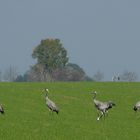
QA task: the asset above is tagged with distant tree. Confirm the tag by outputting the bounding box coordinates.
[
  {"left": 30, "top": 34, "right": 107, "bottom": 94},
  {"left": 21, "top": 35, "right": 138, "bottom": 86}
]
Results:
[
  {"left": 51, "top": 68, "right": 67, "bottom": 81},
  {"left": 26, "top": 64, "right": 52, "bottom": 82},
  {"left": 93, "top": 70, "right": 104, "bottom": 81},
  {"left": 14, "top": 75, "right": 23, "bottom": 82},
  {"left": 64, "top": 63, "right": 86, "bottom": 81},
  {"left": 84, "top": 76, "right": 93, "bottom": 81},
  {"left": 29, "top": 38, "right": 92, "bottom": 81},
  {"left": 120, "top": 71, "right": 138, "bottom": 82},
  {"left": 14, "top": 73, "right": 28, "bottom": 82},
  {"left": 52, "top": 63, "right": 87, "bottom": 81},
  {"left": 32, "top": 38, "right": 69, "bottom": 81}
]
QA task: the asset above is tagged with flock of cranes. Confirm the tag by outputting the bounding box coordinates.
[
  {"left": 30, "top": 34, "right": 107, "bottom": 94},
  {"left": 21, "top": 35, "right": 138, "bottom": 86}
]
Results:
[
  {"left": 0, "top": 88, "right": 140, "bottom": 121},
  {"left": 91, "top": 90, "right": 140, "bottom": 120},
  {"left": 43, "top": 88, "right": 140, "bottom": 121}
]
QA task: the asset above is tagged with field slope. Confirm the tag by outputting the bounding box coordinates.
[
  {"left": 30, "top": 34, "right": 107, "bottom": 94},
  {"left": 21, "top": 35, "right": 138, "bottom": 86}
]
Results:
[{"left": 0, "top": 82, "right": 140, "bottom": 140}]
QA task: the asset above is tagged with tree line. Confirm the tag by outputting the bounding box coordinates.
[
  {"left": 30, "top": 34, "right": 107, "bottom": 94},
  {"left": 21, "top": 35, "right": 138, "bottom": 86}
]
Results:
[
  {"left": 0, "top": 38, "right": 138, "bottom": 82},
  {"left": 1, "top": 38, "right": 91, "bottom": 82}
]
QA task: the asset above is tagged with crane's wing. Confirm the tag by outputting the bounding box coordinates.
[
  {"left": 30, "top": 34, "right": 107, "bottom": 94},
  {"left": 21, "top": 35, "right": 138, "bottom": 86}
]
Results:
[{"left": 47, "top": 100, "right": 59, "bottom": 111}]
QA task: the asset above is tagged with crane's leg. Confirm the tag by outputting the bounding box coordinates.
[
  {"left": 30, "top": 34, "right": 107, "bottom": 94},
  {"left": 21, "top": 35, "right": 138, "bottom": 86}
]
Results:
[{"left": 97, "top": 111, "right": 104, "bottom": 121}]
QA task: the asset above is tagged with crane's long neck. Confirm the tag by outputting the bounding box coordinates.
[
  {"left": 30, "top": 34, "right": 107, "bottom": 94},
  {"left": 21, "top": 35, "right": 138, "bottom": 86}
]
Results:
[
  {"left": 93, "top": 92, "right": 97, "bottom": 100},
  {"left": 45, "top": 93, "right": 49, "bottom": 101}
]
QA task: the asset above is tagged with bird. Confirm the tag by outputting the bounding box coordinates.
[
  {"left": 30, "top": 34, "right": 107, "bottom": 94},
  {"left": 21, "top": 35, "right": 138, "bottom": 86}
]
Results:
[
  {"left": 0, "top": 104, "right": 4, "bottom": 114},
  {"left": 91, "top": 91, "right": 115, "bottom": 120},
  {"left": 133, "top": 101, "right": 140, "bottom": 112},
  {"left": 44, "top": 88, "right": 59, "bottom": 114}
]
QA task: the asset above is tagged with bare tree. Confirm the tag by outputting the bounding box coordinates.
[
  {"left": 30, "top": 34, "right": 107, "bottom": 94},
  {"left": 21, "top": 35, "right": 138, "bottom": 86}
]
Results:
[
  {"left": 3, "top": 66, "right": 18, "bottom": 82},
  {"left": 93, "top": 70, "right": 104, "bottom": 81},
  {"left": 120, "top": 71, "right": 138, "bottom": 82},
  {"left": 26, "top": 64, "right": 53, "bottom": 82}
]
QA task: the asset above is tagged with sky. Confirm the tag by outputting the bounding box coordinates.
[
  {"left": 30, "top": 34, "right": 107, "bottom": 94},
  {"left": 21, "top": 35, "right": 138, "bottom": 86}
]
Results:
[{"left": 0, "top": 0, "right": 140, "bottom": 81}]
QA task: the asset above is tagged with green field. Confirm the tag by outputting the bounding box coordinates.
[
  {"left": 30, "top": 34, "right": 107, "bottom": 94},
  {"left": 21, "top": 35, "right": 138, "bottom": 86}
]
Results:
[{"left": 0, "top": 82, "right": 140, "bottom": 140}]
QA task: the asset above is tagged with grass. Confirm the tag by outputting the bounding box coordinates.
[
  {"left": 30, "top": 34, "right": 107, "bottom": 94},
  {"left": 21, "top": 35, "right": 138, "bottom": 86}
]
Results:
[{"left": 0, "top": 82, "right": 140, "bottom": 139}]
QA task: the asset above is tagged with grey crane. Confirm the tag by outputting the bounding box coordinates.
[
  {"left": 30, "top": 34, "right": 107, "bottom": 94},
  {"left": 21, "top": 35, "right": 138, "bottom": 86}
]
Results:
[
  {"left": 133, "top": 101, "right": 140, "bottom": 112},
  {"left": 44, "top": 88, "right": 59, "bottom": 114},
  {"left": 91, "top": 91, "right": 115, "bottom": 120},
  {"left": 0, "top": 105, "right": 4, "bottom": 114}
]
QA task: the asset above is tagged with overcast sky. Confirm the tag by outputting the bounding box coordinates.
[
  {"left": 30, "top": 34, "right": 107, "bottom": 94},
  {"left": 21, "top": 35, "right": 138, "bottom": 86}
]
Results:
[{"left": 0, "top": 0, "right": 140, "bottom": 81}]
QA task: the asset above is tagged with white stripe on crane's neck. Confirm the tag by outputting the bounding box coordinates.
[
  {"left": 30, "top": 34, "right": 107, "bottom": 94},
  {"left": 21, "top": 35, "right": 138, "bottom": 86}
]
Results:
[{"left": 45, "top": 94, "right": 49, "bottom": 100}]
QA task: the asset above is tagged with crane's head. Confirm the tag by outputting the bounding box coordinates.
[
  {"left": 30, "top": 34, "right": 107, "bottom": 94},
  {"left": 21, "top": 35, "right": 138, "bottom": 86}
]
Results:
[
  {"left": 42, "top": 88, "right": 49, "bottom": 94},
  {"left": 42, "top": 88, "right": 49, "bottom": 97},
  {"left": 91, "top": 91, "right": 97, "bottom": 100},
  {"left": 91, "top": 91, "right": 97, "bottom": 94},
  {"left": 45, "top": 88, "right": 49, "bottom": 93}
]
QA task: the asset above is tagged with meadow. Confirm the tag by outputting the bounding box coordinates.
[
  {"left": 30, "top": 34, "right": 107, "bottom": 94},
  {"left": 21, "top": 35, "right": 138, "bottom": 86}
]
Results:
[{"left": 0, "top": 82, "right": 140, "bottom": 140}]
